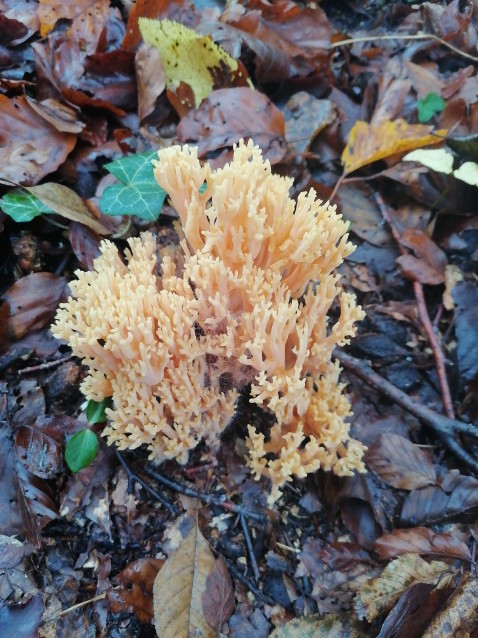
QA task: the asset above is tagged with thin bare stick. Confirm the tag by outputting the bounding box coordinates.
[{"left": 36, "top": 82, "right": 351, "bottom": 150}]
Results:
[
  {"left": 373, "top": 191, "right": 455, "bottom": 419},
  {"left": 19, "top": 354, "right": 73, "bottom": 375},
  {"left": 240, "top": 514, "right": 261, "bottom": 583},
  {"left": 331, "top": 33, "right": 478, "bottom": 63},
  {"left": 42, "top": 593, "right": 106, "bottom": 623}
]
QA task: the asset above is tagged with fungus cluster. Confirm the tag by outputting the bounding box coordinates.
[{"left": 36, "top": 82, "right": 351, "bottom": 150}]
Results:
[{"left": 52, "top": 140, "right": 366, "bottom": 501}]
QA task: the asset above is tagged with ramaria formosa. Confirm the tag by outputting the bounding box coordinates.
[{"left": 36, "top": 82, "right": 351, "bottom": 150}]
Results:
[{"left": 52, "top": 140, "right": 366, "bottom": 501}]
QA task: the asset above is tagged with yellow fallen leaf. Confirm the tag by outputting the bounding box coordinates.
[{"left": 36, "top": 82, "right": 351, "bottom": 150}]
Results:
[
  {"left": 453, "top": 161, "right": 478, "bottom": 186},
  {"left": 354, "top": 553, "right": 450, "bottom": 622},
  {"left": 403, "top": 148, "right": 454, "bottom": 174},
  {"left": 139, "top": 18, "right": 251, "bottom": 113},
  {"left": 153, "top": 520, "right": 216, "bottom": 638},
  {"left": 342, "top": 119, "right": 447, "bottom": 175}
]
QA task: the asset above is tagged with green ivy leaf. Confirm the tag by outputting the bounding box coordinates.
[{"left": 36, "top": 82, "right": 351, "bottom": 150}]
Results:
[
  {"left": 65, "top": 429, "right": 99, "bottom": 473},
  {"left": 86, "top": 398, "right": 112, "bottom": 424},
  {"left": 417, "top": 92, "right": 445, "bottom": 123},
  {"left": 0, "top": 189, "right": 54, "bottom": 222},
  {"left": 100, "top": 150, "right": 167, "bottom": 220}
]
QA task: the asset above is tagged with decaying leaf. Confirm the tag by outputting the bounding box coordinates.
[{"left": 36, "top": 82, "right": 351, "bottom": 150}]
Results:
[
  {"left": 396, "top": 229, "right": 447, "bottom": 286},
  {"left": 403, "top": 148, "right": 454, "bottom": 174},
  {"left": 374, "top": 528, "right": 471, "bottom": 562},
  {"left": 153, "top": 519, "right": 217, "bottom": 638},
  {"left": 342, "top": 119, "right": 446, "bottom": 175},
  {"left": 354, "top": 554, "right": 450, "bottom": 622},
  {"left": 365, "top": 434, "right": 437, "bottom": 490},
  {"left": 452, "top": 281, "right": 478, "bottom": 383},
  {"left": 421, "top": 573, "right": 478, "bottom": 637},
  {"left": 139, "top": 18, "right": 250, "bottom": 115}
]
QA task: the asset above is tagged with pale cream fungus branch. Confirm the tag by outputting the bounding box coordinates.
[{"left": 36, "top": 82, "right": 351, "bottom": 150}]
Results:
[{"left": 52, "top": 139, "right": 366, "bottom": 502}]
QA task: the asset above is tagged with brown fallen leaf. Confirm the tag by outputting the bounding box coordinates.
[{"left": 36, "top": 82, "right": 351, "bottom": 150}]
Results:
[
  {"left": 107, "top": 558, "right": 164, "bottom": 624},
  {"left": 401, "top": 470, "right": 478, "bottom": 526},
  {"left": 0, "top": 95, "right": 76, "bottom": 186},
  {"left": 25, "top": 183, "right": 111, "bottom": 235},
  {"left": 178, "top": 87, "right": 286, "bottom": 164},
  {"left": 354, "top": 554, "right": 450, "bottom": 622},
  {"left": 153, "top": 519, "right": 217, "bottom": 638},
  {"left": 374, "top": 528, "right": 471, "bottom": 562},
  {"left": 3, "top": 273, "right": 67, "bottom": 341},
  {"left": 38, "top": 0, "right": 106, "bottom": 37},
  {"left": 365, "top": 433, "right": 437, "bottom": 491},
  {"left": 24, "top": 95, "right": 85, "bottom": 134},
  {"left": 396, "top": 229, "right": 447, "bottom": 286},
  {"left": 135, "top": 44, "right": 166, "bottom": 123},
  {"left": 202, "top": 556, "right": 235, "bottom": 633},
  {"left": 341, "top": 119, "right": 447, "bottom": 176}
]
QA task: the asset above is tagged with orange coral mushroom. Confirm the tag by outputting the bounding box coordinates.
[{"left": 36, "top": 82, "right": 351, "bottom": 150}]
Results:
[{"left": 52, "top": 139, "right": 366, "bottom": 501}]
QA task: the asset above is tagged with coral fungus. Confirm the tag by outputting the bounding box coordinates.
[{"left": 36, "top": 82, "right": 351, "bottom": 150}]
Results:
[{"left": 52, "top": 139, "right": 366, "bottom": 501}]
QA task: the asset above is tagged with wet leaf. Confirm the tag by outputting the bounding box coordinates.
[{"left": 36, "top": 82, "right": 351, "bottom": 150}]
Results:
[
  {"left": 342, "top": 119, "right": 446, "bottom": 175},
  {"left": 401, "top": 470, "right": 478, "bottom": 526},
  {"left": 68, "top": 222, "right": 102, "bottom": 270},
  {"left": 374, "top": 528, "right": 471, "bottom": 561},
  {"left": 100, "top": 150, "right": 167, "bottom": 220},
  {"left": 178, "top": 87, "right": 286, "bottom": 164},
  {"left": 354, "top": 554, "right": 449, "bottom": 622},
  {"left": 446, "top": 133, "right": 478, "bottom": 162},
  {"left": 417, "top": 93, "right": 445, "bottom": 123},
  {"left": 65, "top": 429, "right": 99, "bottom": 473},
  {"left": 107, "top": 558, "right": 164, "bottom": 624},
  {"left": 365, "top": 434, "right": 437, "bottom": 490},
  {"left": 153, "top": 519, "right": 216, "bottom": 638},
  {"left": 202, "top": 556, "right": 234, "bottom": 633},
  {"left": 396, "top": 229, "right": 447, "bottom": 285}
]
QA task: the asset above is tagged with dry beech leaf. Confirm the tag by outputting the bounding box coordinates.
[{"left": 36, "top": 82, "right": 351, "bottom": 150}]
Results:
[
  {"left": 135, "top": 44, "right": 166, "bottom": 123},
  {"left": 0, "top": 95, "right": 76, "bottom": 186},
  {"left": 38, "top": 0, "right": 103, "bottom": 37},
  {"left": 25, "top": 183, "right": 110, "bottom": 235},
  {"left": 365, "top": 433, "right": 437, "bottom": 490},
  {"left": 396, "top": 229, "right": 447, "bottom": 286},
  {"left": 374, "top": 528, "right": 471, "bottom": 562},
  {"left": 202, "top": 556, "right": 235, "bottom": 633},
  {"left": 354, "top": 554, "right": 449, "bottom": 622},
  {"left": 24, "top": 95, "right": 85, "bottom": 134},
  {"left": 178, "top": 87, "right": 286, "bottom": 164},
  {"left": 153, "top": 520, "right": 217, "bottom": 638},
  {"left": 421, "top": 573, "right": 478, "bottom": 637},
  {"left": 341, "top": 119, "right": 446, "bottom": 175}
]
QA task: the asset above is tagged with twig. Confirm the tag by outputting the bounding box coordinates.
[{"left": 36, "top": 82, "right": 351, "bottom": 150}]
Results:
[
  {"left": 19, "top": 354, "right": 74, "bottom": 375},
  {"left": 42, "top": 593, "right": 107, "bottom": 624},
  {"left": 240, "top": 514, "right": 261, "bottom": 582},
  {"left": 331, "top": 32, "right": 478, "bottom": 63},
  {"left": 226, "top": 559, "right": 272, "bottom": 603},
  {"left": 336, "top": 350, "right": 478, "bottom": 470},
  {"left": 373, "top": 191, "right": 455, "bottom": 419},
  {"left": 115, "top": 451, "right": 178, "bottom": 516},
  {"left": 142, "top": 466, "right": 266, "bottom": 523}
]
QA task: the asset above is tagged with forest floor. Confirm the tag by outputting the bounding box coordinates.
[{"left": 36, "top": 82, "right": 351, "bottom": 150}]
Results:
[{"left": 1, "top": 0, "right": 478, "bottom": 636}]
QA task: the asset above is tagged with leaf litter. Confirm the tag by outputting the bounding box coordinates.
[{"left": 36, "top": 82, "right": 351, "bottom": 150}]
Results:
[{"left": 1, "top": 0, "right": 478, "bottom": 636}]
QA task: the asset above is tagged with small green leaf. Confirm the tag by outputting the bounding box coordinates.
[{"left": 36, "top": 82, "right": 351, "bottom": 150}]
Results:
[
  {"left": 65, "top": 429, "right": 99, "bottom": 473},
  {"left": 100, "top": 150, "right": 167, "bottom": 220},
  {"left": 417, "top": 92, "right": 445, "bottom": 123},
  {"left": 0, "top": 189, "right": 54, "bottom": 222},
  {"left": 86, "top": 398, "right": 112, "bottom": 424}
]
